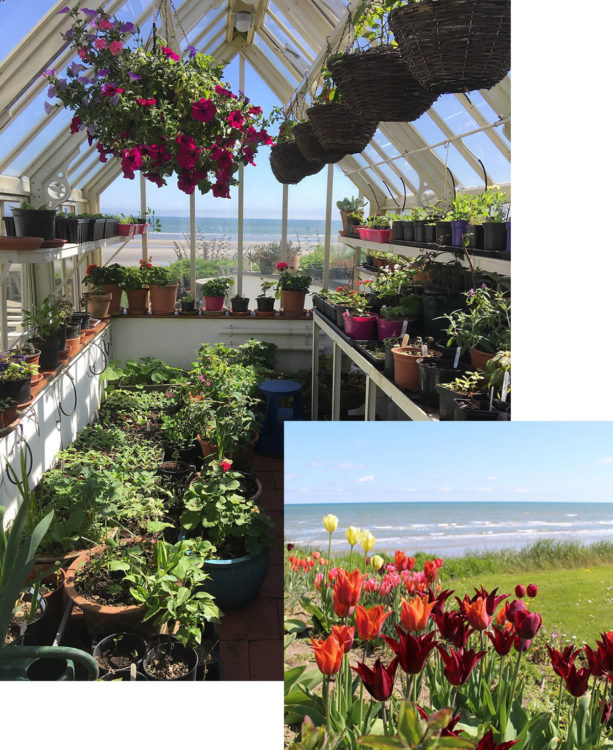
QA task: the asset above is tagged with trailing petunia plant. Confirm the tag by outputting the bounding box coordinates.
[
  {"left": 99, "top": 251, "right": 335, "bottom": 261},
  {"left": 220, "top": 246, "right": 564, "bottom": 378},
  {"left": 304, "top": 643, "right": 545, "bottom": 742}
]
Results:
[{"left": 46, "top": 6, "right": 275, "bottom": 196}]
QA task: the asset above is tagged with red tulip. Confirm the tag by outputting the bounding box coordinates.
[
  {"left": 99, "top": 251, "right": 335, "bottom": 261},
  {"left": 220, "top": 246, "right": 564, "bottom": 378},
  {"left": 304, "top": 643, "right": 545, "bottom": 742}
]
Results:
[
  {"left": 433, "top": 611, "right": 473, "bottom": 649},
  {"left": 352, "top": 657, "right": 398, "bottom": 701},
  {"left": 425, "top": 587, "right": 454, "bottom": 619},
  {"left": 382, "top": 626, "right": 438, "bottom": 675},
  {"left": 563, "top": 663, "right": 591, "bottom": 697},
  {"left": 355, "top": 605, "right": 392, "bottom": 641},
  {"left": 527, "top": 583, "right": 538, "bottom": 598},
  {"left": 514, "top": 636, "right": 532, "bottom": 653},
  {"left": 436, "top": 645, "right": 486, "bottom": 686},
  {"left": 596, "top": 632, "right": 613, "bottom": 674},
  {"left": 514, "top": 609, "right": 542, "bottom": 639},
  {"left": 584, "top": 643, "right": 604, "bottom": 677},
  {"left": 514, "top": 584, "right": 525, "bottom": 598},
  {"left": 474, "top": 730, "right": 518, "bottom": 749},
  {"left": 332, "top": 569, "right": 365, "bottom": 618},
  {"left": 487, "top": 626, "right": 516, "bottom": 656},
  {"left": 311, "top": 633, "right": 342, "bottom": 675},
  {"left": 547, "top": 644, "right": 580, "bottom": 679},
  {"left": 505, "top": 599, "right": 526, "bottom": 622},
  {"left": 331, "top": 625, "right": 354, "bottom": 654}
]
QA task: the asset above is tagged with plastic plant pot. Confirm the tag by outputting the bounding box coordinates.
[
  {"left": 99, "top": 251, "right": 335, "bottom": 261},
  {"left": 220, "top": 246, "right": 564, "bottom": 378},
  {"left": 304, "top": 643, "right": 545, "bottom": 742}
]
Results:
[
  {"left": 143, "top": 638, "right": 199, "bottom": 681},
  {"left": 36, "top": 336, "right": 60, "bottom": 371},
  {"left": 402, "top": 221, "right": 415, "bottom": 241},
  {"left": 0, "top": 377, "right": 31, "bottom": 404},
  {"left": 149, "top": 283, "right": 178, "bottom": 315},
  {"left": 200, "top": 550, "right": 269, "bottom": 610},
  {"left": 118, "top": 224, "right": 136, "bottom": 236},
  {"left": 417, "top": 357, "right": 461, "bottom": 405},
  {"left": 434, "top": 221, "right": 452, "bottom": 246},
  {"left": 391, "top": 346, "right": 442, "bottom": 391},
  {"left": 12, "top": 208, "right": 56, "bottom": 241},
  {"left": 451, "top": 220, "right": 468, "bottom": 247},
  {"left": 483, "top": 222, "right": 507, "bottom": 252},
  {"left": 469, "top": 348, "right": 495, "bottom": 372},
  {"left": 342, "top": 312, "right": 377, "bottom": 340},
  {"left": 203, "top": 295, "right": 224, "bottom": 312},
  {"left": 93, "top": 632, "right": 148, "bottom": 677},
  {"left": 376, "top": 316, "right": 413, "bottom": 341}
]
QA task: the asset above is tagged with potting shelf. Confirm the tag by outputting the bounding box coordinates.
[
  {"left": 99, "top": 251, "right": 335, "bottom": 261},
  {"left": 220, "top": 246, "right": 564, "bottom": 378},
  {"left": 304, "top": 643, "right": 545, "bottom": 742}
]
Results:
[
  {"left": 340, "top": 235, "right": 511, "bottom": 276},
  {"left": 312, "top": 310, "right": 435, "bottom": 422}
]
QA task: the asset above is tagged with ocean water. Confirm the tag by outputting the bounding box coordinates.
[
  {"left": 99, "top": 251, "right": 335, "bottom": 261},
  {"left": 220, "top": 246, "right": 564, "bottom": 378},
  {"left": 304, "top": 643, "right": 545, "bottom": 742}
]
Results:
[
  {"left": 285, "top": 502, "right": 613, "bottom": 558},
  {"left": 152, "top": 216, "right": 341, "bottom": 243}
]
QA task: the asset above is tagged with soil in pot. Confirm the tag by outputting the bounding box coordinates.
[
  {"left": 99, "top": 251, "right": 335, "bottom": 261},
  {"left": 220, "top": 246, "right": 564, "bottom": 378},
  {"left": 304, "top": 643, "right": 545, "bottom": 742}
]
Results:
[
  {"left": 144, "top": 639, "right": 198, "bottom": 681},
  {"left": 93, "top": 632, "right": 148, "bottom": 675}
]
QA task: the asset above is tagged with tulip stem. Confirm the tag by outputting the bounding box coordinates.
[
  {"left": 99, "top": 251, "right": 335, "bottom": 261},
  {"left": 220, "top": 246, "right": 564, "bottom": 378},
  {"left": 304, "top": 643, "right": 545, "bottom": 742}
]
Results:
[
  {"left": 566, "top": 696, "right": 578, "bottom": 750},
  {"left": 506, "top": 650, "right": 522, "bottom": 725},
  {"left": 556, "top": 675, "right": 563, "bottom": 730},
  {"left": 405, "top": 673, "right": 411, "bottom": 701},
  {"left": 359, "top": 681, "right": 364, "bottom": 732},
  {"left": 324, "top": 675, "right": 330, "bottom": 729},
  {"left": 382, "top": 704, "right": 388, "bottom": 735}
]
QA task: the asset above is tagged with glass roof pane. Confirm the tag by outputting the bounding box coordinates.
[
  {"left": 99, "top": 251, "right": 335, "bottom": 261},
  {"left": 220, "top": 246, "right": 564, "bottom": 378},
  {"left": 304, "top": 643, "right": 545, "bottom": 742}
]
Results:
[
  {"left": 430, "top": 94, "right": 479, "bottom": 135},
  {"left": 0, "top": 0, "right": 54, "bottom": 61},
  {"left": 432, "top": 144, "right": 483, "bottom": 190},
  {"left": 460, "top": 132, "right": 510, "bottom": 185}
]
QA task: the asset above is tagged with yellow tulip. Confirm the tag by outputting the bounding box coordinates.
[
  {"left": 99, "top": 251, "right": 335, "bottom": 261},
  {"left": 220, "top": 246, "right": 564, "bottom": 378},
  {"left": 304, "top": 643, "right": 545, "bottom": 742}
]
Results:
[
  {"left": 323, "top": 514, "right": 338, "bottom": 533},
  {"left": 370, "top": 554, "right": 384, "bottom": 571},
  {"left": 360, "top": 530, "right": 376, "bottom": 553},
  {"left": 345, "top": 525, "right": 360, "bottom": 547}
]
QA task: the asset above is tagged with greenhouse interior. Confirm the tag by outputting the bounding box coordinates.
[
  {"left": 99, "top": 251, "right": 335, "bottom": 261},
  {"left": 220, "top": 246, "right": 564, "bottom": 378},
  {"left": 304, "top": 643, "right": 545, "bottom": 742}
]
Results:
[{"left": 0, "top": 0, "right": 510, "bottom": 702}]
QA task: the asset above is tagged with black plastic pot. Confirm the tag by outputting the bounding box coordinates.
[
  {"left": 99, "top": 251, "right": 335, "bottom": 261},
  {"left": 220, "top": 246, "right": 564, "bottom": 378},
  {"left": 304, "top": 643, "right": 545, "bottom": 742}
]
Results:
[
  {"left": 64, "top": 322, "right": 80, "bottom": 340},
  {"left": 93, "top": 632, "right": 148, "bottom": 677},
  {"left": 417, "top": 357, "right": 462, "bottom": 405},
  {"left": 181, "top": 299, "right": 195, "bottom": 313},
  {"left": 86, "top": 218, "right": 106, "bottom": 242},
  {"left": 2, "top": 216, "right": 15, "bottom": 237},
  {"left": 71, "top": 311, "right": 90, "bottom": 330},
  {"left": 414, "top": 221, "right": 425, "bottom": 243},
  {"left": 465, "top": 224, "right": 484, "bottom": 250},
  {"left": 57, "top": 327, "right": 67, "bottom": 352},
  {"left": 256, "top": 296, "right": 275, "bottom": 312},
  {"left": 435, "top": 221, "right": 452, "bottom": 246},
  {"left": 63, "top": 218, "right": 89, "bottom": 244},
  {"left": 36, "top": 336, "right": 60, "bottom": 371},
  {"left": 423, "top": 224, "right": 436, "bottom": 243},
  {"left": 158, "top": 460, "right": 196, "bottom": 485},
  {"left": 437, "top": 385, "right": 487, "bottom": 421},
  {"left": 231, "top": 296, "right": 250, "bottom": 313},
  {"left": 483, "top": 222, "right": 507, "bottom": 252},
  {"left": 422, "top": 291, "right": 465, "bottom": 341},
  {"left": 143, "top": 639, "right": 199, "bottom": 681},
  {"left": 383, "top": 336, "right": 403, "bottom": 379},
  {"left": 392, "top": 221, "right": 405, "bottom": 241},
  {"left": 104, "top": 219, "right": 120, "bottom": 238},
  {"left": 453, "top": 396, "right": 509, "bottom": 421},
  {"left": 12, "top": 208, "right": 56, "bottom": 241},
  {"left": 0, "top": 376, "right": 31, "bottom": 404},
  {"left": 402, "top": 221, "right": 415, "bottom": 242},
  {"left": 101, "top": 669, "right": 148, "bottom": 681}
]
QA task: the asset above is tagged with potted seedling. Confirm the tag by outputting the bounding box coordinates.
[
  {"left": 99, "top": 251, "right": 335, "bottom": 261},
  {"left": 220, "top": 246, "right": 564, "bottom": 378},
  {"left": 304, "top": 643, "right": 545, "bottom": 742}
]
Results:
[
  {"left": 342, "top": 293, "right": 377, "bottom": 340},
  {"left": 337, "top": 195, "right": 366, "bottom": 236},
  {"left": 179, "top": 292, "right": 196, "bottom": 314},
  {"left": 390, "top": 336, "right": 442, "bottom": 392},
  {"left": 481, "top": 188, "right": 510, "bottom": 252},
  {"left": 11, "top": 202, "right": 56, "bottom": 241},
  {"left": 454, "top": 350, "right": 511, "bottom": 420},
  {"left": 10, "top": 342, "right": 41, "bottom": 367},
  {"left": 0, "top": 395, "right": 18, "bottom": 429},
  {"left": 82, "top": 263, "right": 123, "bottom": 314},
  {"left": 201, "top": 277, "right": 233, "bottom": 312},
  {"left": 436, "top": 370, "right": 486, "bottom": 421},
  {"left": 255, "top": 279, "right": 276, "bottom": 316},
  {"left": 376, "top": 305, "right": 414, "bottom": 341},
  {"left": 230, "top": 292, "right": 250, "bottom": 315},
  {"left": 22, "top": 296, "right": 67, "bottom": 371}
]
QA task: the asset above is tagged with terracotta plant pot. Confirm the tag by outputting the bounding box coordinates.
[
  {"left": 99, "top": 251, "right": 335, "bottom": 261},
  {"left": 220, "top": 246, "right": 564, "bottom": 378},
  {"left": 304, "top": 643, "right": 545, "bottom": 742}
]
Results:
[
  {"left": 469, "top": 348, "right": 495, "bottom": 372},
  {"left": 126, "top": 287, "right": 149, "bottom": 315},
  {"left": 65, "top": 336, "right": 80, "bottom": 357},
  {"left": 86, "top": 293, "right": 111, "bottom": 319},
  {"left": 149, "top": 283, "right": 178, "bottom": 315},
  {"left": 101, "top": 284, "right": 123, "bottom": 315},
  {"left": 196, "top": 435, "right": 217, "bottom": 458},
  {"left": 63, "top": 543, "right": 149, "bottom": 635},
  {"left": 203, "top": 295, "right": 224, "bottom": 312},
  {"left": 281, "top": 290, "right": 306, "bottom": 314},
  {"left": 391, "top": 346, "right": 442, "bottom": 391}
]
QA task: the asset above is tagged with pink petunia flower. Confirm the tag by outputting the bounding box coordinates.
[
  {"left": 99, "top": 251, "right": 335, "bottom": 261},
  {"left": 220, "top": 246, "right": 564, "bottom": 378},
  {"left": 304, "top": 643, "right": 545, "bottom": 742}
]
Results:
[
  {"left": 94, "top": 38, "right": 107, "bottom": 51},
  {"left": 191, "top": 98, "right": 217, "bottom": 123},
  {"left": 161, "top": 46, "right": 180, "bottom": 61},
  {"left": 109, "top": 41, "right": 124, "bottom": 56}
]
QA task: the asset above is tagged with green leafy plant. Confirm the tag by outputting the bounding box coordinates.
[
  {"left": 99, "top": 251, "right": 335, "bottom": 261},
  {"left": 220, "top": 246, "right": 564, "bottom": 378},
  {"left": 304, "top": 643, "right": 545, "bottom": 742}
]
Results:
[
  {"left": 83, "top": 263, "right": 123, "bottom": 286},
  {"left": 118, "top": 266, "right": 144, "bottom": 291},
  {"left": 276, "top": 263, "right": 311, "bottom": 296},
  {"left": 0, "top": 358, "right": 38, "bottom": 382},
  {"left": 22, "top": 296, "right": 70, "bottom": 340},
  {"left": 201, "top": 277, "right": 234, "bottom": 297},
  {"left": 100, "top": 357, "right": 185, "bottom": 387},
  {"left": 441, "top": 285, "right": 511, "bottom": 355},
  {"left": 336, "top": 196, "right": 366, "bottom": 212}
]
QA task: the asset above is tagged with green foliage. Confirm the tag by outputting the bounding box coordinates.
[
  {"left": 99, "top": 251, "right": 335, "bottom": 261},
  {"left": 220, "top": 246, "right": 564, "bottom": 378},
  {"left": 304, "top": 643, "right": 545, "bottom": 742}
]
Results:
[
  {"left": 441, "top": 286, "right": 511, "bottom": 355},
  {"left": 337, "top": 196, "right": 366, "bottom": 212},
  {"left": 200, "top": 277, "right": 233, "bottom": 297},
  {"left": 277, "top": 266, "right": 311, "bottom": 295},
  {"left": 0, "top": 358, "right": 38, "bottom": 382},
  {"left": 118, "top": 266, "right": 144, "bottom": 291},
  {"left": 83, "top": 263, "right": 123, "bottom": 286},
  {"left": 22, "top": 295, "right": 72, "bottom": 340},
  {"left": 100, "top": 357, "right": 185, "bottom": 387}
]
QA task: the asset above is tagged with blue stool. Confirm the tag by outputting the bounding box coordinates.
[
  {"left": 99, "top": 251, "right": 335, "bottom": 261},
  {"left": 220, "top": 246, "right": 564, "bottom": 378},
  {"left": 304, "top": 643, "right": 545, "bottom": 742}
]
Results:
[{"left": 257, "top": 380, "right": 305, "bottom": 456}]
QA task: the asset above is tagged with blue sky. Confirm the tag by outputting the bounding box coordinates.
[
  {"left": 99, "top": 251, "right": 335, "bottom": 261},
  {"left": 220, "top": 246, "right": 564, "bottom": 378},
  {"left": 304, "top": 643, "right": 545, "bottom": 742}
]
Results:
[{"left": 285, "top": 422, "right": 613, "bottom": 504}]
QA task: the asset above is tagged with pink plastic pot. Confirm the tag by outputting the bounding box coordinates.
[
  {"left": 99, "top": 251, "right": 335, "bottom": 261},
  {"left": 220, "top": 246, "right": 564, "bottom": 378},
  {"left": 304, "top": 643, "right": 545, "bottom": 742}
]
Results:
[
  {"left": 204, "top": 295, "right": 225, "bottom": 311},
  {"left": 367, "top": 228, "right": 391, "bottom": 243},
  {"left": 357, "top": 226, "right": 369, "bottom": 240},
  {"left": 376, "top": 316, "right": 414, "bottom": 341},
  {"left": 342, "top": 312, "right": 377, "bottom": 340},
  {"left": 118, "top": 224, "right": 136, "bottom": 236}
]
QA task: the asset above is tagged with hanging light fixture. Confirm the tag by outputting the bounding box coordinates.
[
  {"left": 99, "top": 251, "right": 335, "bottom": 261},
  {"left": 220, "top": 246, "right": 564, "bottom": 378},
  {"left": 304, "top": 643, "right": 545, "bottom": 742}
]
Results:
[{"left": 234, "top": 12, "right": 253, "bottom": 32}]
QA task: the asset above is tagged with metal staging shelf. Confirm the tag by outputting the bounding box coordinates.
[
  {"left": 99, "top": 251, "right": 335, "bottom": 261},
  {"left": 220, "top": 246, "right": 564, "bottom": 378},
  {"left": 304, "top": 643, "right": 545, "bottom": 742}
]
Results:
[
  {"left": 0, "top": 235, "right": 129, "bottom": 268},
  {"left": 311, "top": 310, "right": 434, "bottom": 422},
  {"left": 339, "top": 235, "right": 511, "bottom": 276}
]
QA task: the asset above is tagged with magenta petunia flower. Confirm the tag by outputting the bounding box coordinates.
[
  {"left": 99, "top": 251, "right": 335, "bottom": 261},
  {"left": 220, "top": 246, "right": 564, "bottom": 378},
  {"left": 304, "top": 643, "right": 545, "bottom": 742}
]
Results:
[
  {"left": 101, "top": 83, "right": 124, "bottom": 97},
  {"left": 109, "top": 41, "right": 123, "bottom": 56},
  {"left": 43, "top": 68, "right": 56, "bottom": 77},
  {"left": 161, "top": 46, "right": 180, "bottom": 61},
  {"left": 98, "top": 19, "right": 114, "bottom": 30},
  {"left": 227, "top": 110, "right": 244, "bottom": 129},
  {"left": 135, "top": 98, "right": 156, "bottom": 107},
  {"left": 212, "top": 182, "right": 231, "bottom": 198},
  {"left": 191, "top": 98, "right": 216, "bottom": 123},
  {"left": 215, "top": 85, "right": 236, "bottom": 99},
  {"left": 78, "top": 47, "right": 89, "bottom": 60},
  {"left": 94, "top": 38, "right": 107, "bottom": 50},
  {"left": 145, "top": 172, "right": 165, "bottom": 188},
  {"left": 70, "top": 116, "right": 82, "bottom": 133}
]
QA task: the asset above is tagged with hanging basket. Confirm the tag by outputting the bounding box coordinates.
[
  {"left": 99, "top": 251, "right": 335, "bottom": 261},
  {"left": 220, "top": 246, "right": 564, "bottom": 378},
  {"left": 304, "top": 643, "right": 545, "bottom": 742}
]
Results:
[
  {"left": 269, "top": 142, "right": 325, "bottom": 185},
  {"left": 293, "top": 121, "right": 347, "bottom": 164},
  {"left": 307, "top": 103, "right": 377, "bottom": 153},
  {"left": 328, "top": 46, "right": 437, "bottom": 123},
  {"left": 389, "top": 0, "right": 511, "bottom": 94}
]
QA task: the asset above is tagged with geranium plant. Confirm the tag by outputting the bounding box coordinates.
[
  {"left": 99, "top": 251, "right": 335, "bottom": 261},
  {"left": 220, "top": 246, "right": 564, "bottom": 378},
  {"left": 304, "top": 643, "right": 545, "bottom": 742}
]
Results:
[
  {"left": 83, "top": 263, "right": 122, "bottom": 287},
  {"left": 201, "top": 278, "right": 234, "bottom": 297},
  {"left": 46, "top": 6, "right": 274, "bottom": 196},
  {"left": 275, "top": 262, "right": 311, "bottom": 298}
]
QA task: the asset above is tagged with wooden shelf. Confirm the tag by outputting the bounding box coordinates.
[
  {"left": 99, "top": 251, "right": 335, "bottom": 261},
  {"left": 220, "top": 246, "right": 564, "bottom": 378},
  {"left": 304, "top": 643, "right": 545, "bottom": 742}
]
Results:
[{"left": 339, "top": 235, "right": 510, "bottom": 276}]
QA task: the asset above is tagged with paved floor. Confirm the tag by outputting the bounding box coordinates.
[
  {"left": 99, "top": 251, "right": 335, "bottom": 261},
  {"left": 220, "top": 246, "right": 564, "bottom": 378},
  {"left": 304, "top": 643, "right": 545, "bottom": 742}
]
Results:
[{"left": 218, "top": 454, "right": 284, "bottom": 680}]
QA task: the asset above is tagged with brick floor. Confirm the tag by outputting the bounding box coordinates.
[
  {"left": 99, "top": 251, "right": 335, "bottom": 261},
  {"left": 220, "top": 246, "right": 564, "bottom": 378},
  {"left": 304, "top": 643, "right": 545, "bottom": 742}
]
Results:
[{"left": 218, "top": 454, "right": 283, "bottom": 680}]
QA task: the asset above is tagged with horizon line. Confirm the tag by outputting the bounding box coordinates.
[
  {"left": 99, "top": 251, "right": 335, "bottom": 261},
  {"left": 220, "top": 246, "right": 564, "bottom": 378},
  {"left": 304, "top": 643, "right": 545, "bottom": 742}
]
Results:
[{"left": 285, "top": 499, "right": 613, "bottom": 505}]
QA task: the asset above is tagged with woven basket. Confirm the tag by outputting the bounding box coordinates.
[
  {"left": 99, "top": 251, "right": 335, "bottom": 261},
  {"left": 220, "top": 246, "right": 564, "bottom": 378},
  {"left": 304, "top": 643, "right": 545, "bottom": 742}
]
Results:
[
  {"left": 269, "top": 141, "right": 325, "bottom": 184},
  {"left": 328, "top": 46, "right": 437, "bottom": 123},
  {"left": 389, "top": 0, "right": 510, "bottom": 94},
  {"left": 293, "top": 121, "right": 347, "bottom": 164},
  {"left": 307, "top": 102, "right": 377, "bottom": 153}
]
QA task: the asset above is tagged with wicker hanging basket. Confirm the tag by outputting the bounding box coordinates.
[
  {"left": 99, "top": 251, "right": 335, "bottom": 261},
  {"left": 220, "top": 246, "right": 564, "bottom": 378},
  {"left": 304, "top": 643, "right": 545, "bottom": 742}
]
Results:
[
  {"left": 306, "top": 102, "right": 377, "bottom": 153},
  {"left": 389, "top": 0, "right": 511, "bottom": 95},
  {"left": 293, "top": 121, "right": 347, "bottom": 164},
  {"left": 328, "top": 46, "right": 437, "bottom": 123},
  {"left": 269, "top": 141, "right": 325, "bottom": 184}
]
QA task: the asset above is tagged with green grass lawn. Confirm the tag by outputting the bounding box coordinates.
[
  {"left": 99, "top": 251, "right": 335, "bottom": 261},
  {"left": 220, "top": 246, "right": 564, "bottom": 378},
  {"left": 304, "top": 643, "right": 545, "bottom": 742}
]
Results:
[{"left": 445, "top": 564, "right": 613, "bottom": 645}]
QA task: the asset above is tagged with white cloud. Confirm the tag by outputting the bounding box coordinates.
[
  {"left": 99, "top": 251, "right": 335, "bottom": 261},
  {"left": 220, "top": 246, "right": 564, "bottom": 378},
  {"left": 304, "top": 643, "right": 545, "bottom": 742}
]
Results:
[
  {"left": 336, "top": 461, "right": 364, "bottom": 471},
  {"left": 599, "top": 457, "right": 613, "bottom": 464},
  {"left": 357, "top": 475, "right": 375, "bottom": 483},
  {"left": 284, "top": 474, "right": 297, "bottom": 482},
  {"left": 438, "top": 486, "right": 452, "bottom": 493},
  {"left": 475, "top": 487, "right": 492, "bottom": 492},
  {"left": 515, "top": 488, "right": 530, "bottom": 494},
  {"left": 296, "top": 488, "right": 311, "bottom": 494},
  {"left": 309, "top": 460, "right": 327, "bottom": 468},
  {"left": 486, "top": 475, "right": 499, "bottom": 481}
]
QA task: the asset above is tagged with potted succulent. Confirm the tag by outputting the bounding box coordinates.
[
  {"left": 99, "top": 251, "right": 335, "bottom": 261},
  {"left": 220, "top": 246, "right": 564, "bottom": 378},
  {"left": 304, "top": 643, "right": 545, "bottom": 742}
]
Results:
[
  {"left": 83, "top": 263, "right": 123, "bottom": 314},
  {"left": 138, "top": 259, "right": 178, "bottom": 315},
  {"left": 201, "top": 277, "right": 233, "bottom": 312},
  {"left": 180, "top": 459, "right": 274, "bottom": 610},
  {"left": 120, "top": 264, "right": 149, "bottom": 314},
  {"left": 440, "top": 284, "right": 511, "bottom": 371},
  {"left": 275, "top": 262, "right": 310, "bottom": 315},
  {"left": 11, "top": 202, "right": 56, "bottom": 242},
  {"left": 230, "top": 293, "right": 250, "bottom": 315},
  {"left": 336, "top": 195, "right": 366, "bottom": 236},
  {"left": 255, "top": 279, "right": 276, "bottom": 316}
]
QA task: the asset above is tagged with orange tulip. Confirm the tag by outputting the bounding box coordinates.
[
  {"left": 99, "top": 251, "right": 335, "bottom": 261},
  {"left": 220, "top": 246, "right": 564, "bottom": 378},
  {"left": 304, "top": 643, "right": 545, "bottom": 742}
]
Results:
[
  {"left": 465, "top": 598, "right": 490, "bottom": 631},
  {"left": 355, "top": 605, "right": 393, "bottom": 641},
  {"left": 311, "top": 633, "right": 343, "bottom": 675},
  {"left": 331, "top": 625, "right": 355, "bottom": 654},
  {"left": 400, "top": 596, "right": 436, "bottom": 633},
  {"left": 332, "top": 568, "right": 365, "bottom": 618}
]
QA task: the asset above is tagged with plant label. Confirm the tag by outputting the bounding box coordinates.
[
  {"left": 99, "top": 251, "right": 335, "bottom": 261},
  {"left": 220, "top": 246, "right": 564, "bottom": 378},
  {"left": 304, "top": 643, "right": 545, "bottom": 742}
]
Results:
[
  {"left": 501, "top": 371, "right": 510, "bottom": 403},
  {"left": 453, "top": 347, "right": 461, "bottom": 369},
  {"left": 489, "top": 387, "right": 495, "bottom": 411},
  {"left": 421, "top": 344, "right": 428, "bottom": 357},
  {"left": 401, "top": 320, "right": 408, "bottom": 335},
  {"left": 401, "top": 334, "right": 409, "bottom": 347}
]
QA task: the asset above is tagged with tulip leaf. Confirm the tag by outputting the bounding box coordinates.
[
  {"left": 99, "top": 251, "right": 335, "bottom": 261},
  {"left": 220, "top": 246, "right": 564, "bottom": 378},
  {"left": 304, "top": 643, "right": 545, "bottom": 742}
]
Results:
[
  {"left": 356, "top": 737, "right": 406, "bottom": 749},
  {"left": 396, "top": 703, "right": 424, "bottom": 744},
  {"left": 285, "top": 665, "right": 308, "bottom": 691},
  {"left": 285, "top": 617, "right": 308, "bottom": 634}
]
